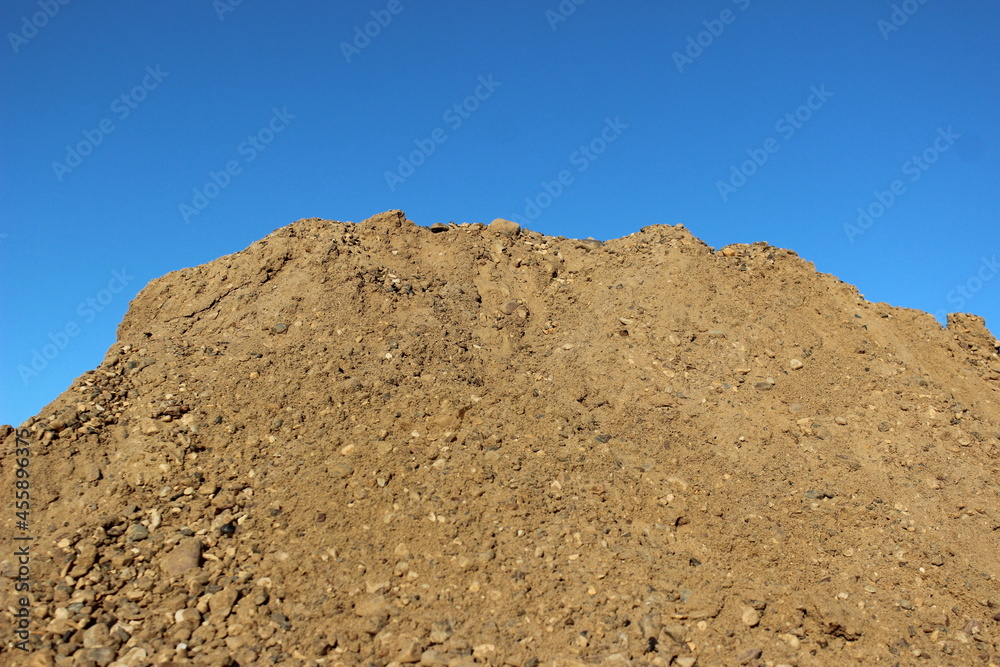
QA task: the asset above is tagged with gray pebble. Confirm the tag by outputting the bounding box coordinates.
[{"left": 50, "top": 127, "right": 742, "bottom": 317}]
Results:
[{"left": 126, "top": 524, "right": 149, "bottom": 542}]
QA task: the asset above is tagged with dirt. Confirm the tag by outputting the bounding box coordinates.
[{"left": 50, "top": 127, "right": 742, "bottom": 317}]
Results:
[{"left": 2, "top": 210, "right": 999, "bottom": 666}]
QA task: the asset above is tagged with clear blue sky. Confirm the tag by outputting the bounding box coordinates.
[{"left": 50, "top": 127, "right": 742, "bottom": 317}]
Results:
[{"left": 2, "top": 1, "right": 998, "bottom": 426}]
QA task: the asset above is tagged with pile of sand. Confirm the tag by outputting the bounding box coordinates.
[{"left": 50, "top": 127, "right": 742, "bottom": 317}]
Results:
[{"left": 2, "top": 211, "right": 998, "bottom": 666}]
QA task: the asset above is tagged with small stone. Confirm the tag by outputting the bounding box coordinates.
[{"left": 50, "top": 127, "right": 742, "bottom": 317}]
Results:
[
  {"left": 721, "top": 247, "right": 736, "bottom": 257},
  {"left": 737, "top": 647, "right": 763, "bottom": 664},
  {"left": 835, "top": 416, "right": 848, "bottom": 425},
  {"left": 87, "top": 646, "right": 116, "bottom": 666},
  {"left": 174, "top": 608, "right": 202, "bottom": 625},
  {"left": 354, "top": 595, "right": 388, "bottom": 618},
  {"left": 753, "top": 382, "right": 772, "bottom": 391},
  {"left": 273, "top": 323, "right": 288, "bottom": 334},
  {"left": 741, "top": 607, "right": 760, "bottom": 627},
  {"left": 125, "top": 524, "right": 149, "bottom": 542},
  {"left": 116, "top": 647, "right": 148, "bottom": 667},
  {"left": 429, "top": 222, "right": 450, "bottom": 233},
  {"left": 208, "top": 587, "right": 239, "bottom": 621},
  {"left": 82, "top": 622, "right": 110, "bottom": 648},
  {"left": 429, "top": 620, "right": 453, "bottom": 643},
  {"left": 789, "top": 359, "right": 804, "bottom": 370},
  {"left": 394, "top": 637, "right": 423, "bottom": 663},
  {"left": 83, "top": 463, "right": 102, "bottom": 482},
  {"left": 501, "top": 300, "right": 520, "bottom": 315},
  {"left": 488, "top": 218, "right": 521, "bottom": 236},
  {"left": 639, "top": 612, "right": 662, "bottom": 639},
  {"left": 574, "top": 238, "right": 603, "bottom": 251},
  {"left": 675, "top": 658, "right": 697, "bottom": 667},
  {"left": 420, "top": 648, "right": 449, "bottom": 666},
  {"left": 161, "top": 538, "right": 202, "bottom": 577},
  {"left": 963, "top": 619, "right": 982, "bottom": 635},
  {"left": 69, "top": 540, "right": 98, "bottom": 578},
  {"left": 331, "top": 462, "right": 354, "bottom": 479},
  {"left": 663, "top": 624, "right": 687, "bottom": 644},
  {"left": 472, "top": 644, "right": 496, "bottom": 659},
  {"left": 788, "top": 403, "right": 803, "bottom": 414}
]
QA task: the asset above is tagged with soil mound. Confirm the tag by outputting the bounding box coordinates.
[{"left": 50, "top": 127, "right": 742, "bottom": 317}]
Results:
[{"left": 3, "top": 211, "right": 999, "bottom": 666}]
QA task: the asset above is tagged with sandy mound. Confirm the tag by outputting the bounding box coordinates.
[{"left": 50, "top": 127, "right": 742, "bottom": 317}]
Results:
[{"left": 2, "top": 211, "right": 999, "bottom": 666}]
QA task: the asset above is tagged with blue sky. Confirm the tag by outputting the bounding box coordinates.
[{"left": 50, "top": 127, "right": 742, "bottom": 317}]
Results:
[{"left": 1, "top": 1, "right": 998, "bottom": 426}]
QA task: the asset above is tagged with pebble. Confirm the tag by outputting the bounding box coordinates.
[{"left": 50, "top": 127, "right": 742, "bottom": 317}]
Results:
[
  {"left": 354, "top": 595, "right": 388, "bottom": 618},
  {"left": 273, "top": 323, "right": 288, "bottom": 334},
  {"left": 394, "top": 637, "right": 423, "bottom": 663},
  {"left": 789, "top": 359, "right": 804, "bottom": 370},
  {"left": 160, "top": 538, "right": 202, "bottom": 577},
  {"left": 420, "top": 648, "right": 449, "bottom": 665},
  {"left": 574, "top": 238, "right": 603, "bottom": 251},
  {"left": 115, "top": 647, "right": 148, "bottom": 666},
  {"left": 663, "top": 624, "right": 687, "bottom": 644},
  {"left": 488, "top": 218, "right": 521, "bottom": 236},
  {"left": 639, "top": 613, "right": 661, "bottom": 639},
  {"left": 125, "top": 524, "right": 149, "bottom": 542},
  {"left": 741, "top": 607, "right": 760, "bottom": 627},
  {"left": 835, "top": 416, "right": 848, "bottom": 425},
  {"left": 675, "top": 658, "right": 697, "bottom": 667},
  {"left": 208, "top": 587, "right": 239, "bottom": 621},
  {"left": 429, "top": 222, "right": 450, "bottom": 233},
  {"left": 87, "top": 647, "right": 116, "bottom": 665},
  {"left": 69, "top": 541, "right": 98, "bottom": 578},
  {"left": 501, "top": 300, "right": 520, "bottom": 315},
  {"left": 737, "top": 647, "right": 763, "bottom": 664},
  {"left": 331, "top": 462, "right": 354, "bottom": 479},
  {"left": 83, "top": 463, "right": 102, "bottom": 482},
  {"left": 174, "top": 608, "right": 202, "bottom": 625},
  {"left": 429, "top": 620, "right": 453, "bottom": 643},
  {"left": 82, "top": 622, "right": 110, "bottom": 648}
]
